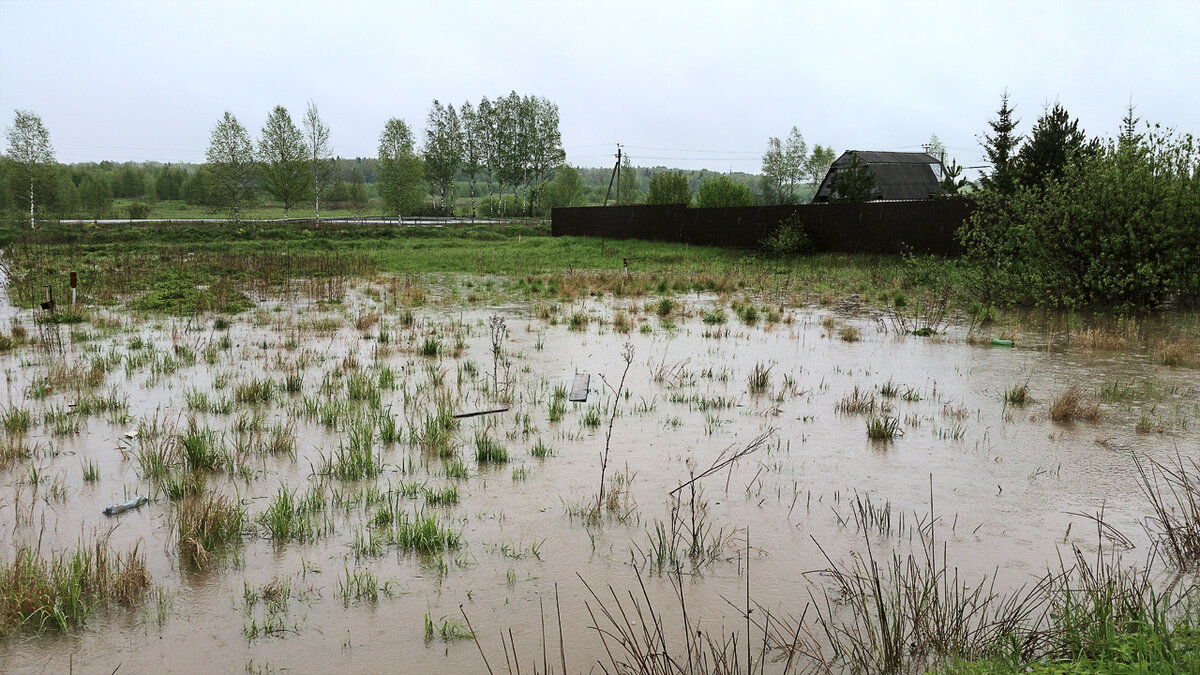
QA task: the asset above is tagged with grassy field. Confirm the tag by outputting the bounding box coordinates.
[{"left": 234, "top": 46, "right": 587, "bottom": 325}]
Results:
[
  {"left": 0, "top": 219, "right": 928, "bottom": 313},
  {"left": 107, "top": 198, "right": 374, "bottom": 221}
]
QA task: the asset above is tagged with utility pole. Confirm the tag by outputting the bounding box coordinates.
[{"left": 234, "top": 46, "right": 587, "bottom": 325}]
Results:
[{"left": 603, "top": 144, "right": 622, "bottom": 206}]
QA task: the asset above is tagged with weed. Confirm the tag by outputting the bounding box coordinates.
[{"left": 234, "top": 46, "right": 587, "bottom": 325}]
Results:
[
  {"left": 424, "top": 611, "right": 474, "bottom": 641},
  {"left": 866, "top": 415, "right": 902, "bottom": 441},
  {"left": 1050, "top": 385, "right": 1101, "bottom": 422},
  {"left": 836, "top": 386, "right": 877, "bottom": 415},
  {"left": 377, "top": 508, "right": 461, "bottom": 553},
  {"left": 879, "top": 378, "right": 899, "bottom": 398},
  {"left": 179, "top": 421, "right": 225, "bottom": 472},
  {"left": 338, "top": 566, "right": 378, "bottom": 605},
  {"left": 582, "top": 405, "right": 603, "bottom": 428},
  {"left": 1004, "top": 382, "right": 1030, "bottom": 406},
  {"left": 530, "top": 439, "right": 554, "bottom": 458},
  {"left": 176, "top": 492, "right": 245, "bottom": 570},
  {"left": 747, "top": 362, "right": 772, "bottom": 394},
  {"left": 2, "top": 406, "right": 32, "bottom": 434},
  {"left": 419, "top": 337, "right": 443, "bottom": 357},
  {"left": 235, "top": 378, "right": 277, "bottom": 405},
  {"left": 548, "top": 396, "right": 566, "bottom": 422},
  {"left": 0, "top": 537, "right": 151, "bottom": 634},
  {"left": 1158, "top": 338, "right": 1197, "bottom": 367},
  {"left": 422, "top": 484, "right": 459, "bottom": 507},
  {"left": 1135, "top": 453, "right": 1200, "bottom": 567},
  {"left": 474, "top": 429, "right": 508, "bottom": 464},
  {"left": 257, "top": 485, "right": 329, "bottom": 543},
  {"left": 443, "top": 459, "right": 469, "bottom": 480}
]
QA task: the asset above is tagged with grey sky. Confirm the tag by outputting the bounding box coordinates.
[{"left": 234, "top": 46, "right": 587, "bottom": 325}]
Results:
[{"left": 2, "top": 0, "right": 1197, "bottom": 175}]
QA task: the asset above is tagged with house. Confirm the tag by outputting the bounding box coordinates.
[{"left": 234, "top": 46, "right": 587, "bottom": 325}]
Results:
[{"left": 812, "top": 151, "right": 946, "bottom": 203}]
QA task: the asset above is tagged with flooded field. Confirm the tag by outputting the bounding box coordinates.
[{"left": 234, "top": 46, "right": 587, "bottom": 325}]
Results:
[{"left": 1, "top": 275, "right": 1198, "bottom": 673}]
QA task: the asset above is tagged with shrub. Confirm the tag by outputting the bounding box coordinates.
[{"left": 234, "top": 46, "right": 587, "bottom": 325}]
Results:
[
  {"left": 127, "top": 202, "right": 152, "bottom": 219},
  {"left": 959, "top": 125, "right": 1200, "bottom": 312},
  {"left": 762, "top": 213, "right": 814, "bottom": 256},
  {"left": 694, "top": 175, "right": 754, "bottom": 208},
  {"left": 646, "top": 171, "right": 692, "bottom": 205}
]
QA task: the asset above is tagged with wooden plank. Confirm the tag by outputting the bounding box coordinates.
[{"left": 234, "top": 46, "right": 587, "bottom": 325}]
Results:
[
  {"left": 452, "top": 407, "right": 509, "bottom": 419},
  {"left": 569, "top": 373, "right": 590, "bottom": 402}
]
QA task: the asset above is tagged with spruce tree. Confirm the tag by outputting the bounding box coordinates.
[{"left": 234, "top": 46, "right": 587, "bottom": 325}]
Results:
[{"left": 980, "top": 91, "right": 1022, "bottom": 195}]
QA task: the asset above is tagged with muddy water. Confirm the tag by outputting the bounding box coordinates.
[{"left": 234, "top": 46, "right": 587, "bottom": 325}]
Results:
[{"left": 1, "top": 287, "right": 1198, "bottom": 674}]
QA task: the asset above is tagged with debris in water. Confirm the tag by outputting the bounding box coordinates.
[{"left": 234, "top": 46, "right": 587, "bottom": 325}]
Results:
[
  {"left": 452, "top": 407, "right": 509, "bottom": 419},
  {"left": 569, "top": 373, "right": 590, "bottom": 402},
  {"left": 103, "top": 496, "right": 149, "bottom": 516}
]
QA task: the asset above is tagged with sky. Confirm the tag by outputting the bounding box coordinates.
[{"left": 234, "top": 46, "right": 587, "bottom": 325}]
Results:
[{"left": 1, "top": 0, "right": 1197, "bottom": 176}]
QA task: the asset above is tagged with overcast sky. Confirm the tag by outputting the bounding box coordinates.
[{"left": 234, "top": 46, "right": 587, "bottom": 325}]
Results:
[{"left": 2, "top": 0, "right": 1197, "bottom": 175}]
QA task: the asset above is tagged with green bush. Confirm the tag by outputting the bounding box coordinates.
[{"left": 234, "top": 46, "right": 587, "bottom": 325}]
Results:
[
  {"left": 646, "top": 171, "right": 692, "bottom": 205},
  {"left": 959, "top": 125, "right": 1199, "bottom": 312},
  {"left": 762, "top": 213, "right": 813, "bottom": 256},
  {"left": 695, "top": 175, "right": 753, "bottom": 208},
  {"left": 127, "top": 202, "right": 152, "bottom": 220}
]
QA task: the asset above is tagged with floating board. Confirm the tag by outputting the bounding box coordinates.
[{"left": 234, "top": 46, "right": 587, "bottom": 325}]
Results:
[
  {"left": 452, "top": 407, "right": 509, "bottom": 419},
  {"left": 569, "top": 373, "right": 590, "bottom": 402}
]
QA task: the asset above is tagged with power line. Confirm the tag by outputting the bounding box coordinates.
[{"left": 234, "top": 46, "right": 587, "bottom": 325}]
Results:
[{"left": 622, "top": 144, "right": 760, "bottom": 156}]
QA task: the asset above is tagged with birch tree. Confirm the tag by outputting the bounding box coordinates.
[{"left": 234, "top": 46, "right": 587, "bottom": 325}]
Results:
[
  {"left": 377, "top": 118, "right": 424, "bottom": 220},
  {"left": 258, "top": 105, "right": 311, "bottom": 218},
  {"left": 302, "top": 101, "right": 335, "bottom": 220},
  {"left": 423, "top": 100, "right": 462, "bottom": 213},
  {"left": 477, "top": 96, "right": 497, "bottom": 207},
  {"left": 760, "top": 127, "right": 806, "bottom": 204},
  {"left": 204, "top": 111, "right": 256, "bottom": 222},
  {"left": 460, "top": 101, "right": 484, "bottom": 219},
  {"left": 526, "top": 97, "right": 565, "bottom": 215},
  {"left": 4, "top": 110, "right": 55, "bottom": 227}
]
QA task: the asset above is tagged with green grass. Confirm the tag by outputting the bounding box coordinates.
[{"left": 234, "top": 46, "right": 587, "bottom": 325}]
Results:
[
  {"left": 179, "top": 421, "right": 225, "bottom": 472},
  {"left": 256, "top": 484, "right": 329, "bottom": 543},
  {"left": 866, "top": 415, "right": 902, "bottom": 440},
  {"left": 530, "top": 439, "right": 554, "bottom": 458},
  {"left": 0, "top": 220, "right": 948, "bottom": 319},
  {"left": 2, "top": 406, "right": 32, "bottom": 434},
  {"left": 474, "top": 430, "right": 508, "bottom": 464}
]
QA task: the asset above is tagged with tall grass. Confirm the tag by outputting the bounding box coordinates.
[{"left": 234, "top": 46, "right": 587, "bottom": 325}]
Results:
[
  {"left": 1049, "top": 385, "right": 1101, "bottom": 422},
  {"left": 257, "top": 484, "right": 330, "bottom": 544},
  {"left": 175, "top": 492, "right": 245, "bottom": 570},
  {"left": 1135, "top": 452, "right": 1200, "bottom": 567},
  {"left": 474, "top": 429, "right": 508, "bottom": 464},
  {"left": 0, "top": 537, "right": 151, "bottom": 634}
]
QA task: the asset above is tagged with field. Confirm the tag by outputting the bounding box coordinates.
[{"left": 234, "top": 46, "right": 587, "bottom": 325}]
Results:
[{"left": 1, "top": 221, "right": 1199, "bottom": 673}]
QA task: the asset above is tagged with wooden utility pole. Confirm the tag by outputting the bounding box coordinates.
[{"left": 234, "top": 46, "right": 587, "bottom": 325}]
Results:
[{"left": 603, "top": 144, "right": 622, "bottom": 206}]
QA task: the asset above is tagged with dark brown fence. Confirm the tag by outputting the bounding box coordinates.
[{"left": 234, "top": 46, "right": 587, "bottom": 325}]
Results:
[{"left": 551, "top": 200, "right": 972, "bottom": 255}]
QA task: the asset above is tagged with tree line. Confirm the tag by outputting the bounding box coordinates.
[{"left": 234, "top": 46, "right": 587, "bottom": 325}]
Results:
[{"left": 0, "top": 95, "right": 568, "bottom": 222}]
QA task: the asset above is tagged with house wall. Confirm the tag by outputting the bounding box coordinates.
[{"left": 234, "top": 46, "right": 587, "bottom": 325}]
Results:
[{"left": 550, "top": 200, "right": 971, "bottom": 255}]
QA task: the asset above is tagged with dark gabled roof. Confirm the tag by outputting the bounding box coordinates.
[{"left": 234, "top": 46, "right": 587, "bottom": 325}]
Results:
[
  {"left": 813, "top": 150, "right": 945, "bottom": 202},
  {"left": 837, "top": 150, "right": 940, "bottom": 165}
]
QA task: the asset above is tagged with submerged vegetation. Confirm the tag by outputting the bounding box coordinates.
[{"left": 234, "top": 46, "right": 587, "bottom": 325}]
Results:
[{"left": 0, "top": 217, "right": 1198, "bottom": 672}]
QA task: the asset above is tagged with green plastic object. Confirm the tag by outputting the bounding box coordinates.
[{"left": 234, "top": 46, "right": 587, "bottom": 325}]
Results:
[{"left": 990, "top": 338, "right": 1014, "bottom": 347}]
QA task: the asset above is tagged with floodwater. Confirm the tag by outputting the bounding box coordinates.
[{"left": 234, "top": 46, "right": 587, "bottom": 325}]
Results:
[{"left": 0, "top": 281, "right": 1197, "bottom": 674}]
